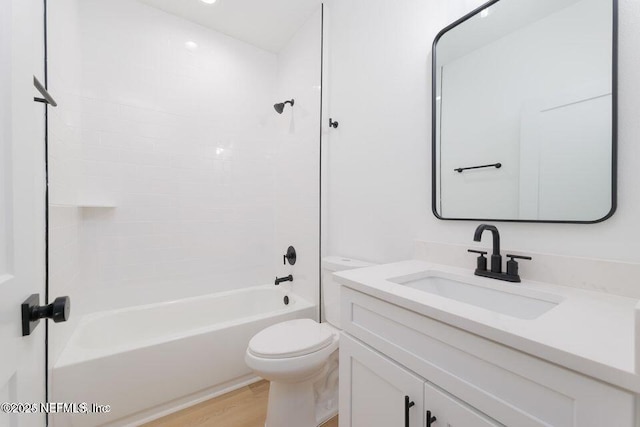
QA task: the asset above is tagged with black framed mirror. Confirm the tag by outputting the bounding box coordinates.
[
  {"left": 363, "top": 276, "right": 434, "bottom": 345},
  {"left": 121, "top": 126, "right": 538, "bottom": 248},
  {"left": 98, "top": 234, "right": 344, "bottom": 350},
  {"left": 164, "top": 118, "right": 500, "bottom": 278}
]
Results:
[{"left": 432, "top": 0, "right": 617, "bottom": 223}]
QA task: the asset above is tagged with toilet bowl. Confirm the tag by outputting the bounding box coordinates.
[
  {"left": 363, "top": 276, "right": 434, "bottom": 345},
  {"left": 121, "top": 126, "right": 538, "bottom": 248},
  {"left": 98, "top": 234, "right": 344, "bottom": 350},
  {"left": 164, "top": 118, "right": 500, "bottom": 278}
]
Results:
[{"left": 245, "top": 256, "right": 374, "bottom": 427}]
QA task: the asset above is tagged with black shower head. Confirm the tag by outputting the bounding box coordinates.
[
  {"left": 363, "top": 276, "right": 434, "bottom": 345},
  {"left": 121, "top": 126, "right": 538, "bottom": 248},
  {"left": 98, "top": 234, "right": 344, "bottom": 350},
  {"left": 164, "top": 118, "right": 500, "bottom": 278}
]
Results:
[{"left": 274, "top": 99, "right": 294, "bottom": 114}]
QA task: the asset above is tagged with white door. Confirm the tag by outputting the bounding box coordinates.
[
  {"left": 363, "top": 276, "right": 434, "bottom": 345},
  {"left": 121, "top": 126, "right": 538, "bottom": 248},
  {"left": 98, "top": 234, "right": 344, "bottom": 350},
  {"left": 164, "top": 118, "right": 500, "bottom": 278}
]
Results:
[
  {"left": 519, "top": 93, "right": 613, "bottom": 221},
  {"left": 0, "top": 0, "right": 48, "bottom": 426},
  {"left": 339, "top": 334, "right": 424, "bottom": 427}
]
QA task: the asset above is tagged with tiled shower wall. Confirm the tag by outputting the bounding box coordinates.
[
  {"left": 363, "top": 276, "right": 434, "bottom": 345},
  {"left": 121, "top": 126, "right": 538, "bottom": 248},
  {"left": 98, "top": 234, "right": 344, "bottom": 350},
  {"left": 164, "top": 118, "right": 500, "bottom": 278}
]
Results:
[
  {"left": 74, "top": 0, "right": 279, "bottom": 312},
  {"left": 272, "top": 9, "right": 322, "bottom": 310},
  {"left": 48, "top": 0, "right": 83, "bottom": 364},
  {"left": 49, "top": 0, "right": 321, "bottom": 362}
]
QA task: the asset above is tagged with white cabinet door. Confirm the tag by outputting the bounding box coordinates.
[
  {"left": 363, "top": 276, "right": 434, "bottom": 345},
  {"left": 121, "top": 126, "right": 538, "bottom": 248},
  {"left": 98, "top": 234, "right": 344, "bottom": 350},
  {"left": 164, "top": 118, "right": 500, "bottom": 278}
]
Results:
[
  {"left": 424, "top": 382, "right": 503, "bottom": 427},
  {"left": 339, "top": 333, "right": 424, "bottom": 427}
]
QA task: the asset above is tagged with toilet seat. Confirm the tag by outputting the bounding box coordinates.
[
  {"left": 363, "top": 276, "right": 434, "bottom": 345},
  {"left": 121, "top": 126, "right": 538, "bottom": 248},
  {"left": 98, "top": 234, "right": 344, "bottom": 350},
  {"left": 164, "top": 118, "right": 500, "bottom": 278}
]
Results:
[{"left": 248, "top": 319, "right": 336, "bottom": 359}]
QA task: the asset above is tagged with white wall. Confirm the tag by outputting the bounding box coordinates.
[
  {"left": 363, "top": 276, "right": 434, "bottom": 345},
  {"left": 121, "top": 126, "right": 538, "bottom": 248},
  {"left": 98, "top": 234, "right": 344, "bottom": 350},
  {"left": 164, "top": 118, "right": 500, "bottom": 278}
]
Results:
[
  {"left": 273, "top": 8, "right": 322, "bottom": 310},
  {"left": 324, "top": 0, "right": 640, "bottom": 265}
]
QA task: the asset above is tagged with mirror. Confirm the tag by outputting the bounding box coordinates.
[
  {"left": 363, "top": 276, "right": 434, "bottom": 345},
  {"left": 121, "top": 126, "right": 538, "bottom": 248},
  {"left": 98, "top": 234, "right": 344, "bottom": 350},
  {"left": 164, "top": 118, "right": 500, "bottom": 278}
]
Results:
[{"left": 432, "top": 0, "right": 616, "bottom": 223}]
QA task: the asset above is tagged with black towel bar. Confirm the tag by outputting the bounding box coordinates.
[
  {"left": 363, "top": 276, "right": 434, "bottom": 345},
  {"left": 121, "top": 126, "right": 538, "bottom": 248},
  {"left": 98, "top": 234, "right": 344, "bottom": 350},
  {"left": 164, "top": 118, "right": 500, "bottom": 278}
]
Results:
[{"left": 455, "top": 162, "right": 501, "bottom": 173}]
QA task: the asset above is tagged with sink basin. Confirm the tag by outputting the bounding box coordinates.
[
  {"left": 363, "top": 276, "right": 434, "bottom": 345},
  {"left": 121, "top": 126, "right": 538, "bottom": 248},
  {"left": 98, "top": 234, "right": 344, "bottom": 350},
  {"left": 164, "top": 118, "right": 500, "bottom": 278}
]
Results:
[{"left": 391, "top": 274, "right": 559, "bottom": 319}]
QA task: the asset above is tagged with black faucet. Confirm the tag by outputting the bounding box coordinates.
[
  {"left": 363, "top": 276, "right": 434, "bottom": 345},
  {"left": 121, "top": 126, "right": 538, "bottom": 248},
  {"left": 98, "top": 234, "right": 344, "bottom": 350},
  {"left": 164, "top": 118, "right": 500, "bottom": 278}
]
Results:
[
  {"left": 274, "top": 275, "right": 293, "bottom": 285},
  {"left": 473, "top": 224, "right": 502, "bottom": 273},
  {"left": 469, "top": 224, "right": 531, "bottom": 283}
]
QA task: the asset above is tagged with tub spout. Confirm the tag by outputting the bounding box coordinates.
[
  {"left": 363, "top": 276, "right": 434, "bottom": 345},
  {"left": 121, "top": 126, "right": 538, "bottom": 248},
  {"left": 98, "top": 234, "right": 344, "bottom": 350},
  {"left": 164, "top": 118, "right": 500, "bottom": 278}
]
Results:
[{"left": 274, "top": 275, "right": 293, "bottom": 285}]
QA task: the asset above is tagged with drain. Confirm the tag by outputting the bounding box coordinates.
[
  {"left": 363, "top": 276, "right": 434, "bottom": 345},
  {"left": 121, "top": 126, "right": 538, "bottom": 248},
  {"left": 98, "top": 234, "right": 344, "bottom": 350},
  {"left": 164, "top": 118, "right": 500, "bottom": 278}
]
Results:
[{"left": 283, "top": 296, "right": 290, "bottom": 305}]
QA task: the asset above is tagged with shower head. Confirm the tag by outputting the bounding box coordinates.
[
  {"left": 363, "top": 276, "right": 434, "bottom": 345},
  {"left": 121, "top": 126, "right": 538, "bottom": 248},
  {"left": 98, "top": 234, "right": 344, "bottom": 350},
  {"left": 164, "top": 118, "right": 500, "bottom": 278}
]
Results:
[{"left": 274, "top": 99, "right": 294, "bottom": 114}]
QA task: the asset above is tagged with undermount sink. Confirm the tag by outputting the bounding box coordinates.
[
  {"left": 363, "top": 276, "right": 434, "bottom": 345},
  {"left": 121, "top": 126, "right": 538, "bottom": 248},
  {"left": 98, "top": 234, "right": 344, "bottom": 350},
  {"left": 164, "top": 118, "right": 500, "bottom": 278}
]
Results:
[{"left": 390, "top": 273, "right": 560, "bottom": 320}]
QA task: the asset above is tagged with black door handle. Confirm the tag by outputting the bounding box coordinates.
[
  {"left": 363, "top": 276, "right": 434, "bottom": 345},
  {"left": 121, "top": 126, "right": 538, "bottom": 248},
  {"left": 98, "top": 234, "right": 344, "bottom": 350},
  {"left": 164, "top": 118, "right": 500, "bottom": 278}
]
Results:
[
  {"left": 22, "top": 294, "right": 70, "bottom": 336},
  {"left": 405, "top": 396, "right": 415, "bottom": 427},
  {"left": 426, "top": 410, "right": 437, "bottom": 427}
]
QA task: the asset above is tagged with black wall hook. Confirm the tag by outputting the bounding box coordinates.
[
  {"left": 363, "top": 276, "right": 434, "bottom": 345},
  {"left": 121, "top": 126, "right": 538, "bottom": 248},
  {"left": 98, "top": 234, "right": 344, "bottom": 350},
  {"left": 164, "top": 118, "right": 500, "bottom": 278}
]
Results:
[
  {"left": 329, "top": 118, "right": 339, "bottom": 128},
  {"left": 33, "top": 76, "right": 57, "bottom": 107}
]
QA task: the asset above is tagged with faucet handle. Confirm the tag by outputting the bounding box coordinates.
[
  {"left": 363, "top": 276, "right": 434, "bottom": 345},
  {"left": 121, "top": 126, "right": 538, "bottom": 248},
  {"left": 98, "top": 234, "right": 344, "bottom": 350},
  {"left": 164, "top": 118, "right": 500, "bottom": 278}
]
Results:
[
  {"left": 468, "top": 249, "right": 488, "bottom": 271},
  {"left": 506, "top": 254, "right": 531, "bottom": 280},
  {"left": 506, "top": 254, "right": 532, "bottom": 261},
  {"left": 468, "top": 249, "right": 488, "bottom": 255}
]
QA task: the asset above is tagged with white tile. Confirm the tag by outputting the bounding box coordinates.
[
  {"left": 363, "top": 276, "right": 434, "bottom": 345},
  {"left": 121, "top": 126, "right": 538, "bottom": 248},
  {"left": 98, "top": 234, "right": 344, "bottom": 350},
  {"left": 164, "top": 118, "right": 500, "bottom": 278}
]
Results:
[{"left": 48, "top": 0, "right": 322, "bottom": 363}]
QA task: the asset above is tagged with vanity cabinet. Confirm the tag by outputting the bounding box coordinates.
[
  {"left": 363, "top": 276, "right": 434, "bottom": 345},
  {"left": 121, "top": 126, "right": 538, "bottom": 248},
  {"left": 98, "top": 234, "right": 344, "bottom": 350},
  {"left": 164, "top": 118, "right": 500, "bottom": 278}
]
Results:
[
  {"left": 339, "top": 333, "right": 424, "bottom": 427},
  {"left": 339, "top": 287, "right": 637, "bottom": 427},
  {"left": 340, "top": 333, "right": 501, "bottom": 427},
  {"left": 422, "top": 381, "right": 501, "bottom": 427}
]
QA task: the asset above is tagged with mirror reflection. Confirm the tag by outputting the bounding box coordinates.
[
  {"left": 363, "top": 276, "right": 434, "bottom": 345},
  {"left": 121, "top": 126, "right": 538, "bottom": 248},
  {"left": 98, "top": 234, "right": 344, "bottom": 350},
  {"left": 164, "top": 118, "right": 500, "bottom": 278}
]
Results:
[{"left": 433, "top": 0, "right": 615, "bottom": 222}]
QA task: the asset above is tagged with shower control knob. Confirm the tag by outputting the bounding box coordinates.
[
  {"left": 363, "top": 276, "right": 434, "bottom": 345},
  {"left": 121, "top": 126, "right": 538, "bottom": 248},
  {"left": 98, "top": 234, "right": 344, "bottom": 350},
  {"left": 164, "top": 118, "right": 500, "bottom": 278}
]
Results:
[
  {"left": 21, "top": 294, "right": 71, "bottom": 336},
  {"left": 283, "top": 246, "right": 297, "bottom": 266}
]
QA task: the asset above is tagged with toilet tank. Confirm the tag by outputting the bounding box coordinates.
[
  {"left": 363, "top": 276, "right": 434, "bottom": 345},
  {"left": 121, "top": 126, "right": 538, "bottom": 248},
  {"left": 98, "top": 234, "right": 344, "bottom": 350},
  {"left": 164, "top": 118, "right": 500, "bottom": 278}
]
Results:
[{"left": 322, "top": 256, "right": 375, "bottom": 329}]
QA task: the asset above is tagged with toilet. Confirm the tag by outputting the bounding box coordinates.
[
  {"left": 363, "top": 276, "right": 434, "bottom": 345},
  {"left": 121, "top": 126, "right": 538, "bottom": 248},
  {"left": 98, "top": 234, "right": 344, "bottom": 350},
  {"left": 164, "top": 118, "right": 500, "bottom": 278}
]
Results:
[{"left": 245, "top": 256, "right": 374, "bottom": 427}]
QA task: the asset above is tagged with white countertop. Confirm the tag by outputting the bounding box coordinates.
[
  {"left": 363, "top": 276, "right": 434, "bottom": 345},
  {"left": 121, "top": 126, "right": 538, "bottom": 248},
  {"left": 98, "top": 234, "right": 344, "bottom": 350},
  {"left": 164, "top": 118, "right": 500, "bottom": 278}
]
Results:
[{"left": 334, "top": 260, "right": 640, "bottom": 393}]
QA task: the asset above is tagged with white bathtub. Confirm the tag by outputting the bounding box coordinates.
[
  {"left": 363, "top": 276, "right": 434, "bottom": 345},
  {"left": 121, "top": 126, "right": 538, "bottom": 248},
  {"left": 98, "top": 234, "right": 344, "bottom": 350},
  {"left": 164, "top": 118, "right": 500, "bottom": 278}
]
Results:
[{"left": 52, "top": 285, "right": 315, "bottom": 427}]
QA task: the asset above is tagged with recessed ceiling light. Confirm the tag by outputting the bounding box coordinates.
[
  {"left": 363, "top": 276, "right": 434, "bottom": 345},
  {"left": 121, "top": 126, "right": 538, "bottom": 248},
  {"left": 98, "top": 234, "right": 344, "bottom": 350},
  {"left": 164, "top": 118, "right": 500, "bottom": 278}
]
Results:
[
  {"left": 185, "top": 41, "right": 198, "bottom": 51},
  {"left": 201, "top": 0, "right": 217, "bottom": 4}
]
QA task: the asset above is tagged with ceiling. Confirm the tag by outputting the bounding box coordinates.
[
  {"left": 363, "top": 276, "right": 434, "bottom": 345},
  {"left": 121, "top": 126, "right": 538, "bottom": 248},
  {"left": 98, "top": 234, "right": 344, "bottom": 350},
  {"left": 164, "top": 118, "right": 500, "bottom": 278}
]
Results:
[
  {"left": 137, "top": 0, "right": 323, "bottom": 53},
  {"left": 437, "top": 0, "right": 584, "bottom": 65}
]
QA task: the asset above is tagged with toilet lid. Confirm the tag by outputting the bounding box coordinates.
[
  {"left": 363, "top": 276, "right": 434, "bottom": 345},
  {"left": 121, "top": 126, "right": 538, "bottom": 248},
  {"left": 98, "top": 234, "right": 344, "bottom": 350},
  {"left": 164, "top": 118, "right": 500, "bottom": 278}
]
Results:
[{"left": 248, "top": 319, "right": 336, "bottom": 359}]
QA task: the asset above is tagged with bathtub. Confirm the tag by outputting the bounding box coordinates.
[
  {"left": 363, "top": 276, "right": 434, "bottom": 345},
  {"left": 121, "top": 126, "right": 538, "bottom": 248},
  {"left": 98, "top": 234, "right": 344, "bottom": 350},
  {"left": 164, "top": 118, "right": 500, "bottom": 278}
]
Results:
[{"left": 52, "top": 285, "right": 315, "bottom": 427}]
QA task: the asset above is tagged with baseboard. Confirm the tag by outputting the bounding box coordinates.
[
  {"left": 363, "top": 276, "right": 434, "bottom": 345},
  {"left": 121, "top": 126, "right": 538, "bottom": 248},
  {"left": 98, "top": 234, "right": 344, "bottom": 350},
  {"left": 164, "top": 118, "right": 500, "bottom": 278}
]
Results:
[{"left": 104, "top": 374, "right": 262, "bottom": 427}]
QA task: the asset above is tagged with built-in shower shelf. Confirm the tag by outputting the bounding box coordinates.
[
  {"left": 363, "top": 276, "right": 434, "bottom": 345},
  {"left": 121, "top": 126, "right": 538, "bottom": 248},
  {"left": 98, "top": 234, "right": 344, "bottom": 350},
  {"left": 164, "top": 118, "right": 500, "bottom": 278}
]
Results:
[
  {"left": 50, "top": 202, "right": 117, "bottom": 208},
  {"left": 78, "top": 204, "right": 116, "bottom": 208}
]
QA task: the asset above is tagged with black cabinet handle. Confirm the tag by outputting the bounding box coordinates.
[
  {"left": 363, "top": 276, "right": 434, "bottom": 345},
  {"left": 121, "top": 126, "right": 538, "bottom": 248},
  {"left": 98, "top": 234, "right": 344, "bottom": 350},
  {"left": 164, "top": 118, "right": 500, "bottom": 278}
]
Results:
[
  {"left": 426, "top": 410, "right": 437, "bottom": 427},
  {"left": 405, "top": 396, "right": 415, "bottom": 427}
]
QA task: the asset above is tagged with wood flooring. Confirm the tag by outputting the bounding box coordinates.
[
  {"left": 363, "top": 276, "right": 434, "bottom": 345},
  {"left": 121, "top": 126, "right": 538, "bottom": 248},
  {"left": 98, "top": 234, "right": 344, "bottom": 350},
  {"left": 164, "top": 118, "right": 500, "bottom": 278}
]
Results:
[{"left": 144, "top": 380, "right": 339, "bottom": 427}]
